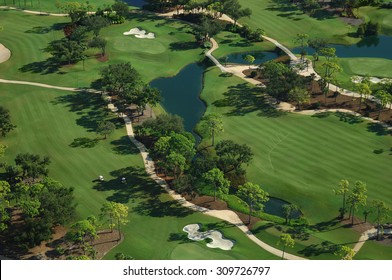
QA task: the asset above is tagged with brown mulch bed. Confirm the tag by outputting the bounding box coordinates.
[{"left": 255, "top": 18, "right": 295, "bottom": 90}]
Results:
[
  {"left": 95, "top": 53, "right": 109, "bottom": 62},
  {"left": 182, "top": 194, "right": 261, "bottom": 230},
  {"left": 243, "top": 70, "right": 392, "bottom": 125}
]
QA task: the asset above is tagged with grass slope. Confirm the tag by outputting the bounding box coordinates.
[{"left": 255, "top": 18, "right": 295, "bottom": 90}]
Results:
[
  {"left": 238, "top": 0, "right": 358, "bottom": 47},
  {"left": 200, "top": 67, "right": 392, "bottom": 224},
  {"left": 0, "top": 83, "right": 278, "bottom": 259},
  {"left": 358, "top": 6, "right": 392, "bottom": 35},
  {"left": 0, "top": 10, "right": 202, "bottom": 87}
]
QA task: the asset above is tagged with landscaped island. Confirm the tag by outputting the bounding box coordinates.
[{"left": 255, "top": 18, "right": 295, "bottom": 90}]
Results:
[{"left": 0, "top": 0, "right": 391, "bottom": 260}]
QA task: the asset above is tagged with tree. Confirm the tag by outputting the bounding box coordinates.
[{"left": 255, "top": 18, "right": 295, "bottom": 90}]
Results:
[
  {"left": 335, "top": 245, "right": 355, "bottom": 260},
  {"left": 355, "top": 79, "right": 372, "bottom": 112},
  {"left": 139, "top": 114, "right": 184, "bottom": 138},
  {"left": 96, "top": 120, "right": 115, "bottom": 140},
  {"left": 196, "top": 15, "right": 223, "bottom": 42},
  {"left": 282, "top": 204, "right": 298, "bottom": 225},
  {"left": 237, "top": 182, "right": 269, "bottom": 224},
  {"left": 89, "top": 36, "right": 107, "bottom": 56},
  {"left": 288, "top": 86, "right": 310, "bottom": 110},
  {"left": 0, "top": 180, "right": 11, "bottom": 231},
  {"left": 333, "top": 179, "right": 350, "bottom": 219},
  {"left": 15, "top": 153, "right": 51, "bottom": 180},
  {"left": 215, "top": 140, "right": 253, "bottom": 175},
  {"left": 165, "top": 152, "right": 186, "bottom": 179},
  {"left": 112, "top": 0, "right": 129, "bottom": 17},
  {"left": 347, "top": 181, "right": 367, "bottom": 225},
  {"left": 100, "top": 201, "right": 129, "bottom": 240},
  {"left": 373, "top": 90, "right": 390, "bottom": 119},
  {"left": 243, "top": 54, "right": 255, "bottom": 69},
  {"left": 47, "top": 38, "right": 86, "bottom": 65},
  {"left": 0, "top": 144, "right": 7, "bottom": 157},
  {"left": 99, "top": 63, "right": 141, "bottom": 97},
  {"left": 199, "top": 113, "right": 224, "bottom": 146},
  {"left": 83, "top": 16, "right": 110, "bottom": 37},
  {"left": 295, "top": 33, "right": 309, "bottom": 61},
  {"left": 66, "top": 217, "right": 98, "bottom": 256},
  {"left": 371, "top": 200, "right": 390, "bottom": 240},
  {"left": 202, "top": 168, "right": 230, "bottom": 201},
  {"left": 0, "top": 106, "right": 16, "bottom": 137},
  {"left": 277, "top": 233, "right": 295, "bottom": 260}
]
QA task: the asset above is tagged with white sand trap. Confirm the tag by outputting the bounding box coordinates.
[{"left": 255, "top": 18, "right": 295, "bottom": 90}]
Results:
[
  {"left": 123, "top": 27, "right": 155, "bottom": 39},
  {"left": 183, "top": 224, "right": 234, "bottom": 250},
  {"left": 0, "top": 43, "right": 11, "bottom": 63},
  {"left": 351, "top": 75, "right": 392, "bottom": 84}
]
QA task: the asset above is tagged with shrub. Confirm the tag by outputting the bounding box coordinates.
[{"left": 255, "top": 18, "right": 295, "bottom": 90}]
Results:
[{"left": 250, "top": 70, "right": 258, "bottom": 78}]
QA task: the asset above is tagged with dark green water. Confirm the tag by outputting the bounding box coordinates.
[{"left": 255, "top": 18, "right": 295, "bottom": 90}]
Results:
[
  {"left": 124, "top": 0, "right": 146, "bottom": 8},
  {"left": 221, "top": 51, "right": 279, "bottom": 65},
  {"left": 150, "top": 63, "right": 206, "bottom": 132},
  {"left": 264, "top": 197, "right": 301, "bottom": 218},
  {"left": 292, "top": 35, "right": 392, "bottom": 59}
]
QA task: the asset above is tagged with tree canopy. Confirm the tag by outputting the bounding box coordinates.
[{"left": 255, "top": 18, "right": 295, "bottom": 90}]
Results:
[{"left": 0, "top": 106, "right": 16, "bottom": 137}]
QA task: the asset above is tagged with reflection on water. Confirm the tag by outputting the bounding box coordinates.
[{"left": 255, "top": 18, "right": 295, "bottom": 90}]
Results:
[
  {"left": 221, "top": 51, "right": 279, "bottom": 65},
  {"left": 150, "top": 63, "right": 206, "bottom": 133},
  {"left": 292, "top": 35, "right": 392, "bottom": 60}
]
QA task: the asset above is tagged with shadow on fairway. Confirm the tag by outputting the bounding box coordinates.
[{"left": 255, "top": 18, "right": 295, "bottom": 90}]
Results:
[
  {"left": 298, "top": 241, "right": 336, "bottom": 257},
  {"left": 168, "top": 233, "right": 193, "bottom": 244},
  {"left": 110, "top": 135, "right": 140, "bottom": 155},
  {"left": 19, "top": 57, "right": 61, "bottom": 75},
  {"left": 367, "top": 123, "right": 392, "bottom": 136},
  {"left": 93, "top": 166, "right": 158, "bottom": 204},
  {"left": 213, "top": 82, "right": 286, "bottom": 117},
  {"left": 69, "top": 137, "right": 99, "bottom": 148}
]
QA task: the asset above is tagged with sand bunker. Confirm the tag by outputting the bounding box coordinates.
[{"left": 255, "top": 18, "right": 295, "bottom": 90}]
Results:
[
  {"left": 183, "top": 224, "right": 234, "bottom": 250},
  {"left": 0, "top": 43, "right": 11, "bottom": 63},
  {"left": 351, "top": 75, "right": 392, "bottom": 84},
  {"left": 123, "top": 28, "right": 155, "bottom": 39}
]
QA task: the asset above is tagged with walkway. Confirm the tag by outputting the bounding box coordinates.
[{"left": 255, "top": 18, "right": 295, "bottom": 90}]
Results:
[
  {"left": 353, "top": 227, "right": 392, "bottom": 254},
  {"left": 106, "top": 97, "right": 306, "bottom": 260},
  {"left": 0, "top": 6, "right": 67, "bottom": 16}
]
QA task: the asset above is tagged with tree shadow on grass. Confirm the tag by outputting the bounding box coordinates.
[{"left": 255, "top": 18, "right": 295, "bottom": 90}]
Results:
[
  {"left": 298, "top": 241, "right": 337, "bottom": 257},
  {"left": 93, "top": 166, "right": 158, "bottom": 204},
  {"left": 168, "top": 232, "right": 193, "bottom": 244},
  {"left": 311, "top": 112, "right": 332, "bottom": 118},
  {"left": 19, "top": 57, "right": 61, "bottom": 75},
  {"left": 110, "top": 135, "right": 139, "bottom": 155},
  {"left": 24, "top": 22, "right": 66, "bottom": 34},
  {"left": 334, "top": 112, "right": 363, "bottom": 124},
  {"left": 133, "top": 197, "right": 193, "bottom": 218},
  {"left": 367, "top": 123, "right": 392, "bottom": 136},
  {"left": 251, "top": 222, "right": 275, "bottom": 235},
  {"left": 169, "top": 41, "right": 199, "bottom": 51},
  {"left": 69, "top": 137, "right": 99, "bottom": 148},
  {"left": 51, "top": 91, "right": 108, "bottom": 132},
  {"left": 309, "top": 217, "right": 342, "bottom": 232},
  {"left": 213, "top": 83, "right": 286, "bottom": 118}
]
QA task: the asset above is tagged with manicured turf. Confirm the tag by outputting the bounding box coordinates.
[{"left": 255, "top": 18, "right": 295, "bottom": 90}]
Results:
[
  {"left": 200, "top": 67, "right": 392, "bottom": 224},
  {"left": 353, "top": 240, "right": 392, "bottom": 260},
  {"left": 0, "top": 83, "right": 278, "bottom": 259},
  {"left": 314, "top": 56, "right": 392, "bottom": 90},
  {"left": 0, "top": 0, "right": 139, "bottom": 13},
  {"left": 358, "top": 6, "right": 392, "bottom": 35},
  {"left": 237, "top": 0, "right": 358, "bottom": 47},
  {"left": 0, "top": 10, "right": 202, "bottom": 87},
  {"left": 252, "top": 221, "right": 361, "bottom": 260},
  {"left": 213, "top": 31, "right": 276, "bottom": 59}
]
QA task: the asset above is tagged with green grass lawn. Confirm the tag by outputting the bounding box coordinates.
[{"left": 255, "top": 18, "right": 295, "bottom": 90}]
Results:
[
  {"left": 313, "top": 56, "right": 392, "bottom": 90},
  {"left": 237, "top": 0, "right": 359, "bottom": 47},
  {"left": 0, "top": 83, "right": 278, "bottom": 259},
  {"left": 212, "top": 31, "right": 276, "bottom": 59},
  {"left": 354, "top": 239, "right": 392, "bottom": 260},
  {"left": 251, "top": 221, "right": 361, "bottom": 260},
  {"left": 200, "top": 67, "right": 392, "bottom": 224},
  {"left": 0, "top": 10, "right": 202, "bottom": 87},
  {"left": 0, "top": 0, "right": 140, "bottom": 13},
  {"left": 358, "top": 6, "right": 392, "bottom": 35}
]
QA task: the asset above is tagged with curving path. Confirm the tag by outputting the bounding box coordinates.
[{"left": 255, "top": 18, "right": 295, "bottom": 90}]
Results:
[{"left": 0, "top": 8, "right": 386, "bottom": 259}]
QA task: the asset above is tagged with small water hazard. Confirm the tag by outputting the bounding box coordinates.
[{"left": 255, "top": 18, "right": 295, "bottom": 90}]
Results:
[
  {"left": 292, "top": 35, "right": 392, "bottom": 60},
  {"left": 150, "top": 63, "right": 206, "bottom": 133},
  {"left": 264, "top": 197, "right": 301, "bottom": 219},
  {"left": 220, "top": 51, "right": 279, "bottom": 65},
  {"left": 124, "top": 0, "right": 147, "bottom": 8}
]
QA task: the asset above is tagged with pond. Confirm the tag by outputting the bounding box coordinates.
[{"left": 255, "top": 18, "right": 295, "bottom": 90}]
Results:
[
  {"left": 292, "top": 35, "right": 392, "bottom": 60},
  {"left": 150, "top": 63, "right": 206, "bottom": 133},
  {"left": 264, "top": 197, "right": 301, "bottom": 219},
  {"left": 124, "top": 0, "right": 147, "bottom": 8},
  {"left": 220, "top": 51, "right": 279, "bottom": 65}
]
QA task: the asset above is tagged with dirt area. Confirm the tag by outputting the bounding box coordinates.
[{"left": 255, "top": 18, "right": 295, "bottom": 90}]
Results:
[
  {"left": 243, "top": 69, "right": 392, "bottom": 125},
  {"left": 0, "top": 209, "right": 122, "bottom": 260}
]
